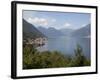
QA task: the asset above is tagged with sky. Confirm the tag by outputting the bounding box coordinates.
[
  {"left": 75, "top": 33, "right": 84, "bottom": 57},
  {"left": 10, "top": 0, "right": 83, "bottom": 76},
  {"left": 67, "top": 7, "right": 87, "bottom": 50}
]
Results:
[{"left": 23, "top": 10, "right": 90, "bottom": 30}]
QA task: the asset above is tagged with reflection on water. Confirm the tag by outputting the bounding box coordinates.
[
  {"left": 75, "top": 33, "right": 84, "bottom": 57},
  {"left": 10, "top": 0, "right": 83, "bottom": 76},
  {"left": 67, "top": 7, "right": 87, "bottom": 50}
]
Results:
[{"left": 36, "top": 36, "right": 91, "bottom": 58}]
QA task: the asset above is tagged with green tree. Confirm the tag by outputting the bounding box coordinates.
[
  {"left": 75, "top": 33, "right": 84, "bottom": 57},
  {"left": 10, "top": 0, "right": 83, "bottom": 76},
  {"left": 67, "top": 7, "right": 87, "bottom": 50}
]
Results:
[
  {"left": 23, "top": 44, "right": 90, "bottom": 69},
  {"left": 69, "top": 44, "right": 90, "bottom": 67}
]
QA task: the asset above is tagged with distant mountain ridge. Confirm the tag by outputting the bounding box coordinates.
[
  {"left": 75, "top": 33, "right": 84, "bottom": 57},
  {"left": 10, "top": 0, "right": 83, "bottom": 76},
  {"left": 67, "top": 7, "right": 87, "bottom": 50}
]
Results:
[
  {"left": 37, "top": 26, "right": 64, "bottom": 38},
  {"left": 37, "top": 24, "right": 90, "bottom": 38},
  {"left": 23, "top": 19, "right": 90, "bottom": 39},
  {"left": 23, "top": 19, "right": 46, "bottom": 40},
  {"left": 71, "top": 24, "right": 91, "bottom": 37},
  {"left": 60, "top": 28, "right": 74, "bottom": 36}
]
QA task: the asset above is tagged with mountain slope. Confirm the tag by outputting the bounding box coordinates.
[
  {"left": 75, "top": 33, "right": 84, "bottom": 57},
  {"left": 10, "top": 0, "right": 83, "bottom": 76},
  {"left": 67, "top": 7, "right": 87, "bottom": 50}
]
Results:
[
  {"left": 23, "top": 19, "right": 46, "bottom": 39},
  {"left": 71, "top": 24, "right": 91, "bottom": 37},
  {"left": 60, "top": 28, "right": 74, "bottom": 36},
  {"left": 37, "top": 26, "right": 64, "bottom": 38}
]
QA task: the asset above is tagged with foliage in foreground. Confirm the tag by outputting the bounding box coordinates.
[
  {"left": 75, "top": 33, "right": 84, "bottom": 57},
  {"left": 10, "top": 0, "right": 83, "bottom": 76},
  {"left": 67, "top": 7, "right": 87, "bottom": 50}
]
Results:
[{"left": 23, "top": 44, "right": 90, "bottom": 69}]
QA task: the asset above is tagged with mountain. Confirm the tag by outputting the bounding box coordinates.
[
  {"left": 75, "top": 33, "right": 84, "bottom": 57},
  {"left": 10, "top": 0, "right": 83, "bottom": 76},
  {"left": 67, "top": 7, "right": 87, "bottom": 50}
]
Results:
[
  {"left": 71, "top": 24, "right": 91, "bottom": 37},
  {"left": 23, "top": 19, "right": 46, "bottom": 39},
  {"left": 37, "top": 26, "right": 64, "bottom": 38},
  {"left": 23, "top": 20, "right": 90, "bottom": 39},
  {"left": 60, "top": 28, "right": 74, "bottom": 36}
]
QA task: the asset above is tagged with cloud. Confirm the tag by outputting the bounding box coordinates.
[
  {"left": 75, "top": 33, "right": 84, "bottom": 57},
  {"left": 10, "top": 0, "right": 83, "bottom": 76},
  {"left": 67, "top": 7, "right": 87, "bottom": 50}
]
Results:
[
  {"left": 82, "top": 23, "right": 88, "bottom": 27},
  {"left": 27, "top": 17, "right": 48, "bottom": 26},
  {"left": 64, "top": 22, "right": 71, "bottom": 27},
  {"left": 23, "top": 11, "right": 36, "bottom": 20}
]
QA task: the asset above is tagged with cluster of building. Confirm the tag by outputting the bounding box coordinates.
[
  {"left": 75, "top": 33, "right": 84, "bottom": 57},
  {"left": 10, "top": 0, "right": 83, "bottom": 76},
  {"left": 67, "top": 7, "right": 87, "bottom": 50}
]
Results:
[{"left": 24, "top": 37, "right": 47, "bottom": 46}]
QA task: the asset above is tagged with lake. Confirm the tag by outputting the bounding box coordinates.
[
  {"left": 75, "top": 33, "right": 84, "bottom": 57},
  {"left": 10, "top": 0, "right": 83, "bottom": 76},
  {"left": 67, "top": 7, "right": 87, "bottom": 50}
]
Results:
[{"left": 36, "top": 36, "right": 91, "bottom": 58}]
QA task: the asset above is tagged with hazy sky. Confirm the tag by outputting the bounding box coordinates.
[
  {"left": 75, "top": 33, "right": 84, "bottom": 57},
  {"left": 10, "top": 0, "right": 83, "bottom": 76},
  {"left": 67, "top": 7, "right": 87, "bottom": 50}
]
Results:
[{"left": 23, "top": 10, "right": 90, "bottom": 30}]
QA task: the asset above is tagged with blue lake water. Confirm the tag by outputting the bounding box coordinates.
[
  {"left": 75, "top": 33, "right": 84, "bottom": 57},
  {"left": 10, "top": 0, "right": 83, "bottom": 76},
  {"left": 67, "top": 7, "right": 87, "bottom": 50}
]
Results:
[{"left": 36, "top": 36, "right": 91, "bottom": 58}]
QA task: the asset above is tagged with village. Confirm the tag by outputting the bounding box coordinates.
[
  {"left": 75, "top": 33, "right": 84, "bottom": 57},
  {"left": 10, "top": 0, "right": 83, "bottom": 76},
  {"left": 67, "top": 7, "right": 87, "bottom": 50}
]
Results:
[{"left": 24, "top": 37, "right": 47, "bottom": 47}]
